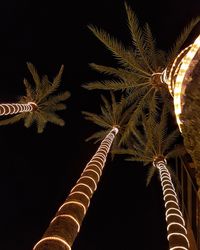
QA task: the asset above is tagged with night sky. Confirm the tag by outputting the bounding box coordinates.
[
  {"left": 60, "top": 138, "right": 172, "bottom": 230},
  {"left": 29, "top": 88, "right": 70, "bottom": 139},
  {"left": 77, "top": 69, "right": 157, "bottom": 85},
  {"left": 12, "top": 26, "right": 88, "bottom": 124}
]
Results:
[{"left": 0, "top": 1, "right": 200, "bottom": 250}]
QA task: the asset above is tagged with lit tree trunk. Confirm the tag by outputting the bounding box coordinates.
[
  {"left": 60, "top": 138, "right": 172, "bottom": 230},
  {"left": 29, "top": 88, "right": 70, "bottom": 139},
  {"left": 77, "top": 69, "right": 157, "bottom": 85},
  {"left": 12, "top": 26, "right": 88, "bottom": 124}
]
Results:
[
  {"left": 0, "top": 102, "right": 37, "bottom": 115},
  {"left": 153, "top": 157, "right": 190, "bottom": 250},
  {"left": 33, "top": 127, "right": 119, "bottom": 250}
]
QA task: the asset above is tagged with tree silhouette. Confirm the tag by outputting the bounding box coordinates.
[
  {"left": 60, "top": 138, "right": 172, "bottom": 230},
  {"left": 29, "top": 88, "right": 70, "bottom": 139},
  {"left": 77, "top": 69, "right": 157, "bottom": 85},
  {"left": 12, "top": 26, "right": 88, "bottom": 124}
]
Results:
[
  {"left": 0, "top": 63, "right": 70, "bottom": 133},
  {"left": 33, "top": 93, "right": 132, "bottom": 250},
  {"left": 113, "top": 105, "right": 191, "bottom": 249}
]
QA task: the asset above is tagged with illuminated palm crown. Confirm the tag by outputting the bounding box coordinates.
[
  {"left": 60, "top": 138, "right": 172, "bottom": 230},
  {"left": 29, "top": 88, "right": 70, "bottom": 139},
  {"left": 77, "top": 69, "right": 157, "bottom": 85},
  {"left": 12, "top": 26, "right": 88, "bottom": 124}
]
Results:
[
  {"left": 82, "top": 92, "right": 135, "bottom": 149},
  {"left": 112, "top": 104, "right": 186, "bottom": 185},
  {"left": 84, "top": 3, "right": 200, "bottom": 142},
  {"left": 0, "top": 63, "right": 70, "bottom": 133}
]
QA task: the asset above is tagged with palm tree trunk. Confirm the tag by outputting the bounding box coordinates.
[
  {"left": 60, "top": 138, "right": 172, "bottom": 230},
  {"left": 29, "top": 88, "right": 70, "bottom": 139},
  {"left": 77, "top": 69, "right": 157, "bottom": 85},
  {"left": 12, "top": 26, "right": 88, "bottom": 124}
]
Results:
[
  {"left": 33, "top": 127, "right": 118, "bottom": 250},
  {"left": 154, "top": 158, "right": 190, "bottom": 250},
  {"left": 0, "top": 102, "right": 37, "bottom": 115}
]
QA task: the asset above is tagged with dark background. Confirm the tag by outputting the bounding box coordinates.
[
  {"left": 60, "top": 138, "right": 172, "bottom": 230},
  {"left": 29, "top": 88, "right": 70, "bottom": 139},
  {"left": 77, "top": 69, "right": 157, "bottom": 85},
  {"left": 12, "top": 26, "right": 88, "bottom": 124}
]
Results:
[{"left": 0, "top": 1, "right": 200, "bottom": 249}]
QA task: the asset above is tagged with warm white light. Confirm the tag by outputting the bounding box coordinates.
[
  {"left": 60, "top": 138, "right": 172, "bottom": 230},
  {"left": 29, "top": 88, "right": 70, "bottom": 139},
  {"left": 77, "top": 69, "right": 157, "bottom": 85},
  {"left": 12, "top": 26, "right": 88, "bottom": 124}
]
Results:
[
  {"left": 167, "top": 222, "right": 187, "bottom": 234},
  {"left": 33, "top": 236, "right": 71, "bottom": 250},
  {"left": 167, "top": 233, "right": 190, "bottom": 247},
  {"left": 82, "top": 169, "right": 100, "bottom": 182},
  {"left": 58, "top": 201, "right": 86, "bottom": 215},
  {"left": 172, "top": 34, "right": 200, "bottom": 131},
  {"left": 71, "top": 183, "right": 93, "bottom": 194},
  {"left": 164, "top": 194, "right": 178, "bottom": 203},
  {"left": 0, "top": 102, "right": 37, "bottom": 116},
  {"left": 154, "top": 159, "right": 189, "bottom": 249},
  {"left": 77, "top": 176, "right": 97, "bottom": 191},
  {"left": 170, "top": 247, "right": 189, "bottom": 250},
  {"left": 51, "top": 214, "right": 80, "bottom": 232},
  {"left": 166, "top": 213, "right": 185, "bottom": 226},
  {"left": 163, "top": 188, "right": 177, "bottom": 196},
  {"left": 166, "top": 207, "right": 183, "bottom": 217},
  {"left": 84, "top": 164, "right": 102, "bottom": 176}
]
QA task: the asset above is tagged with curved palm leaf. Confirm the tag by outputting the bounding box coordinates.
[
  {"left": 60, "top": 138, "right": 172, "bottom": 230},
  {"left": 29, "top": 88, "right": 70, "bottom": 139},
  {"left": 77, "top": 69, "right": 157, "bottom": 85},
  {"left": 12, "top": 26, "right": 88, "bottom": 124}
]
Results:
[
  {"left": 83, "top": 3, "right": 200, "bottom": 140},
  {"left": 0, "top": 63, "right": 70, "bottom": 133}
]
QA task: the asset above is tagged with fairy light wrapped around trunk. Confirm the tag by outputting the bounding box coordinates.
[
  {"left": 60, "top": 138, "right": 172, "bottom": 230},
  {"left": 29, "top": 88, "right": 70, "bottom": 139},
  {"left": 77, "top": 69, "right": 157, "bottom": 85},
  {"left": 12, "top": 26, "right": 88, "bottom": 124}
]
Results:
[
  {"left": 33, "top": 127, "right": 118, "bottom": 250},
  {"left": 153, "top": 157, "right": 190, "bottom": 249},
  {"left": 165, "top": 34, "right": 200, "bottom": 131},
  {"left": 0, "top": 102, "right": 37, "bottom": 115}
]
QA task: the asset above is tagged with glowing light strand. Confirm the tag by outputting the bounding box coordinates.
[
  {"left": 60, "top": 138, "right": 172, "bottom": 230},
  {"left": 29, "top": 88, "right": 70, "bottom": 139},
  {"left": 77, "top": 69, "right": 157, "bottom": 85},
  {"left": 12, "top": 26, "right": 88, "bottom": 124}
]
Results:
[
  {"left": 167, "top": 35, "right": 200, "bottom": 131},
  {"left": 0, "top": 102, "right": 37, "bottom": 116},
  {"left": 58, "top": 201, "right": 87, "bottom": 215},
  {"left": 33, "top": 127, "right": 118, "bottom": 250},
  {"left": 154, "top": 160, "right": 189, "bottom": 249},
  {"left": 51, "top": 214, "right": 80, "bottom": 232},
  {"left": 33, "top": 237, "right": 71, "bottom": 250}
]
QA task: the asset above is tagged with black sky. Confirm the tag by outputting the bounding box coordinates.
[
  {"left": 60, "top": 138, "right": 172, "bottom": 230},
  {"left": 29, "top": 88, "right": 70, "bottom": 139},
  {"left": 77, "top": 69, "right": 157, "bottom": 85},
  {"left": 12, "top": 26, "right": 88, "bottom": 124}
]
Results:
[{"left": 0, "top": 1, "right": 200, "bottom": 250}]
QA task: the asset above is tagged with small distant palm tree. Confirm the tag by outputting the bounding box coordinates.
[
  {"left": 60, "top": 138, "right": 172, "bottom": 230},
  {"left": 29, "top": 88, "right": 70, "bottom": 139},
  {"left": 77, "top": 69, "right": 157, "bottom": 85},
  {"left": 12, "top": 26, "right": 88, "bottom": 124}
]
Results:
[
  {"left": 83, "top": 3, "right": 200, "bottom": 142},
  {"left": 33, "top": 93, "right": 133, "bottom": 250},
  {"left": 0, "top": 63, "right": 70, "bottom": 133},
  {"left": 113, "top": 106, "right": 191, "bottom": 249}
]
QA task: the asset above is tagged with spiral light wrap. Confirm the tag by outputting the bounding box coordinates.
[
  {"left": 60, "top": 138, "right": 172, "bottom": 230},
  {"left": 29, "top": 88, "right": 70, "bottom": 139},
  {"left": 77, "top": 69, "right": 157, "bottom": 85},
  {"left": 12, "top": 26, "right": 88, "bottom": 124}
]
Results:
[
  {"left": 154, "top": 160, "right": 189, "bottom": 250},
  {"left": 33, "top": 127, "right": 119, "bottom": 250},
  {"left": 0, "top": 102, "right": 37, "bottom": 115}
]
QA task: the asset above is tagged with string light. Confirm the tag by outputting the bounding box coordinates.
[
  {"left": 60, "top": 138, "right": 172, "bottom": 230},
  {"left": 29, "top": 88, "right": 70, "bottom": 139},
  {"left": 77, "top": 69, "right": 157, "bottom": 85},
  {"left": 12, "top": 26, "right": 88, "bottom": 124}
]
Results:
[
  {"left": 0, "top": 102, "right": 37, "bottom": 116},
  {"left": 81, "top": 169, "right": 100, "bottom": 182},
  {"left": 77, "top": 176, "right": 98, "bottom": 191},
  {"left": 165, "top": 35, "right": 200, "bottom": 131},
  {"left": 51, "top": 214, "right": 80, "bottom": 232},
  {"left": 33, "top": 236, "right": 71, "bottom": 250},
  {"left": 167, "top": 222, "right": 187, "bottom": 234},
  {"left": 70, "top": 183, "right": 93, "bottom": 195},
  {"left": 33, "top": 127, "right": 119, "bottom": 250},
  {"left": 154, "top": 159, "right": 189, "bottom": 249},
  {"left": 84, "top": 164, "right": 102, "bottom": 176},
  {"left": 58, "top": 201, "right": 87, "bottom": 215}
]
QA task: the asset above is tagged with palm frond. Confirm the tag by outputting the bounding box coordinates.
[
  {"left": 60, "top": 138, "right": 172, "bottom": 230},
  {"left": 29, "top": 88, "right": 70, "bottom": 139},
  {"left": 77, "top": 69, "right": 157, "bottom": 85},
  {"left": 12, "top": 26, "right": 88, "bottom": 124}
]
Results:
[
  {"left": 168, "top": 16, "right": 200, "bottom": 63},
  {"left": 24, "top": 113, "right": 34, "bottom": 128},
  {"left": 143, "top": 23, "right": 157, "bottom": 69},
  {"left": 23, "top": 78, "right": 34, "bottom": 99},
  {"left": 88, "top": 25, "right": 151, "bottom": 76},
  {"left": 146, "top": 166, "right": 157, "bottom": 186},
  {"left": 82, "top": 111, "right": 111, "bottom": 129},
  {"left": 0, "top": 113, "right": 25, "bottom": 125},
  {"left": 85, "top": 130, "right": 109, "bottom": 143},
  {"left": 125, "top": 3, "right": 153, "bottom": 73},
  {"left": 162, "top": 129, "right": 181, "bottom": 155},
  {"left": 26, "top": 62, "right": 41, "bottom": 91}
]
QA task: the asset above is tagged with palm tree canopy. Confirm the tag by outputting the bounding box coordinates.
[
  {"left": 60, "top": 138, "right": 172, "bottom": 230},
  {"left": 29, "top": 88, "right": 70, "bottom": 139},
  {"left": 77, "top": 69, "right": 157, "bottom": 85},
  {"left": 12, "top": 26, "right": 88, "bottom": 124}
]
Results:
[
  {"left": 83, "top": 3, "right": 200, "bottom": 141},
  {"left": 0, "top": 63, "right": 70, "bottom": 133},
  {"left": 82, "top": 92, "right": 135, "bottom": 147},
  {"left": 113, "top": 104, "right": 187, "bottom": 184}
]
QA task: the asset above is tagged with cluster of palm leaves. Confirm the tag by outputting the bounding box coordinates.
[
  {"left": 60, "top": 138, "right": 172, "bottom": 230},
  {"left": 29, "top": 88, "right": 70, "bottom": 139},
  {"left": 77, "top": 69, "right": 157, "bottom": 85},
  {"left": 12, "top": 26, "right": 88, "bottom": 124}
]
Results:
[
  {"left": 83, "top": 2, "right": 199, "bottom": 180},
  {"left": 1, "top": 2, "right": 199, "bottom": 249},
  {"left": 0, "top": 63, "right": 70, "bottom": 133},
  {"left": 82, "top": 3, "right": 200, "bottom": 248}
]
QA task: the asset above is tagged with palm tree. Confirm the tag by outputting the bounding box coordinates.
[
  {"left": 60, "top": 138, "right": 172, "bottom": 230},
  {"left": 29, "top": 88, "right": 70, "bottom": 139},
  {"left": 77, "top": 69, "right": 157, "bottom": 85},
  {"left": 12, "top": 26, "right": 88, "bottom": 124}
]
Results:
[
  {"left": 165, "top": 33, "right": 200, "bottom": 200},
  {"left": 113, "top": 106, "right": 191, "bottom": 249},
  {"left": 0, "top": 63, "right": 70, "bottom": 133},
  {"left": 33, "top": 93, "right": 133, "bottom": 250},
  {"left": 83, "top": 2, "right": 200, "bottom": 143}
]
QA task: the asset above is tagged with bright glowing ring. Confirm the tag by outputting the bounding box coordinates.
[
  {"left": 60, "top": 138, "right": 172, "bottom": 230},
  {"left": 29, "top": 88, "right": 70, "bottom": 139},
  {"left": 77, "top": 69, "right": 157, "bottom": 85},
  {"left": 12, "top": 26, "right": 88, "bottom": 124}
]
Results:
[
  {"left": 58, "top": 201, "right": 86, "bottom": 215},
  {"left": 167, "top": 222, "right": 187, "bottom": 234},
  {"left": 78, "top": 176, "right": 97, "bottom": 191},
  {"left": 82, "top": 169, "right": 100, "bottom": 182},
  {"left": 71, "top": 183, "right": 93, "bottom": 195},
  {"left": 173, "top": 34, "right": 200, "bottom": 131},
  {"left": 33, "top": 236, "right": 71, "bottom": 250},
  {"left": 51, "top": 214, "right": 80, "bottom": 232},
  {"left": 166, "top": 213, "right": 185, "bottom": 226},
  {"left": 167, "top": 232, "right": 190, "bottom": 247}
]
